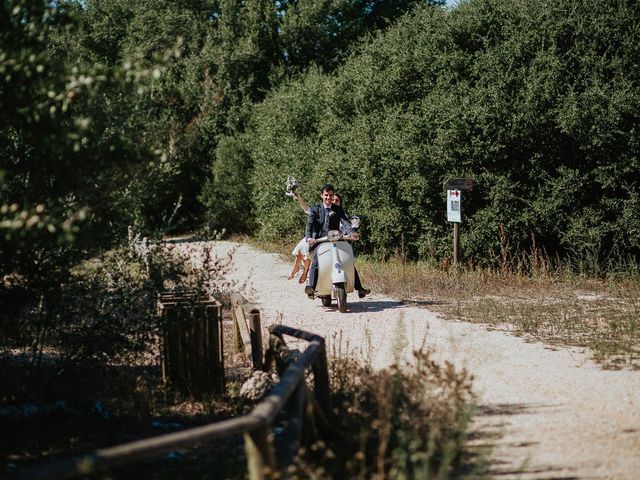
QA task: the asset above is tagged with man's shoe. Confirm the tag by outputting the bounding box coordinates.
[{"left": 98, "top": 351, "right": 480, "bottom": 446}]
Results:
[
  {"left": 358, "top": 288, "right": 371, "bottom": 299},
  {"left": 305, "top": 285, "right": 315, "bottom": 299}
]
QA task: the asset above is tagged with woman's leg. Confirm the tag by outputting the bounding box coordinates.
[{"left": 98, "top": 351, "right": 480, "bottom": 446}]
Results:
[
  {"left": 299, "top": 257, "right": 311, "bottom": 283},
  {"left": 288, "top": 254, "right": 302, "bottom": 280}
]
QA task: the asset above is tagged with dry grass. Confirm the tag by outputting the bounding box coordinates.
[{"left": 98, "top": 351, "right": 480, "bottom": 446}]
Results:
[
  {"left": 246, "top": 237, "right": 483, "bottom": 478},
  {"left": 356, "top": 255, "right": 640, "bottom": 370},
  {"left": 250, "top": 236, "right": 639, "bottom": 369},
  {"left": 0, "top": 245, "right": 251, "bottom": 478},
  {"left": 1, "top": 318, "right": 252, "bottom": 480},
  {"left": 3, "top": 238, "right": 483, "bottom": 479},
  {"left": 286, "top": 350, "right": 479, "bottom": 479}
]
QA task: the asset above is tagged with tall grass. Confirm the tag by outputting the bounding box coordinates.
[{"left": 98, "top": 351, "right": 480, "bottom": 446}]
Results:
[
  {"left": 249, "top": 235, "right": 639, "bottom": 368},
  {"left": 288, "top": 350, "right": 479, "bottom": 479},
  {"left": 356, "top": 247, "right": 640, "bottom": 369}
]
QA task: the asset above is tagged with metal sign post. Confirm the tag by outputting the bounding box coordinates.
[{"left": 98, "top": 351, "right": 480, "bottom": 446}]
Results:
[{"left": 443, "top": 178, "right": 473, "bottom": 266}]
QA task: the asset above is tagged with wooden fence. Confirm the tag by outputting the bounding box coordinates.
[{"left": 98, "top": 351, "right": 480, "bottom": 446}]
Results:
[
  {"left": 157, "top": 290, "right": 224, "bottom": 397},
  {"left": 14, "top": 305, "right": 331, "bottom": 480},
  {"left": 230, "top": 292, "right": 263, "bottom": 370}
]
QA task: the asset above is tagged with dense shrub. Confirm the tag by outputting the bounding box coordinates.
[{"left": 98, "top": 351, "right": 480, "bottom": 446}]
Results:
[
  {"left": 247, "top": 0, "right": 640, "bottom": 267},
  {"left": 0, "top": 248, "right": 157, "bottom": 403}
]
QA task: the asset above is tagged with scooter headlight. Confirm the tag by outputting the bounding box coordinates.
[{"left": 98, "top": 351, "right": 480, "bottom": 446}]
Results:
[{"left": 327, "top": 230, "right": 341, "bottom": 241}]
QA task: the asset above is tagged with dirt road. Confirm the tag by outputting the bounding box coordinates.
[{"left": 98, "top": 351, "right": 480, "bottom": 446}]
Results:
[{"left": 188, "top": 240, "right": 640, "bottom": 479}]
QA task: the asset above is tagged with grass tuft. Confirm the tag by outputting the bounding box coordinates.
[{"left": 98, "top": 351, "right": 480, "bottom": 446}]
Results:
[
  {"left": 356, "top": 253, "right": 640, "bottom": 369},
  {"left": 288, "top": 350, "right": 480, "bottom": 479}
]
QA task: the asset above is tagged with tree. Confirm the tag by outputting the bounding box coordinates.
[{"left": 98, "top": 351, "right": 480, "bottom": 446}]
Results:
[
  {"left": 202, "top": 0, "right": 434, "bottom": 232},
  {"left": 278, "top": 0, "right": 443, "bottom": 72},
  {"left": 0, "top": 0, "right": 165, "bottom": 295},
  {"left": 246, "top": 0, "right": 640, "bottom": 267}
]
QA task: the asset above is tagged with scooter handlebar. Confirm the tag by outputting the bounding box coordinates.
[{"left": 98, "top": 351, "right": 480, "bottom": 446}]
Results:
[{"left": 308, "top": 231, "right": 358, "bottom": 245}]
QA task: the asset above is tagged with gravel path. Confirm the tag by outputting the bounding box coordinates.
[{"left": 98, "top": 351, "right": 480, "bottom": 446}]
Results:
[{"left": 183, "top": 240, "right": 640, "bottom": 479}]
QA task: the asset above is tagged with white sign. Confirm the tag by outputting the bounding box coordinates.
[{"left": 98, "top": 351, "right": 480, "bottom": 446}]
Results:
[{"left": 447, "top": 189, "right": 461, "bottom": 223}]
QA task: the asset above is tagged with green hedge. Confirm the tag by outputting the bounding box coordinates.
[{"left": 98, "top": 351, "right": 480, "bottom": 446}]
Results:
[{"left": 246, "top": 0, "right": 640, "bottom": 266}]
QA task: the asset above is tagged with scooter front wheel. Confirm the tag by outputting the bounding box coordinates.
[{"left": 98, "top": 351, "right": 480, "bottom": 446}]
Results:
[{"left": 336, "top": 282, "right": 347, "bottom": 313}]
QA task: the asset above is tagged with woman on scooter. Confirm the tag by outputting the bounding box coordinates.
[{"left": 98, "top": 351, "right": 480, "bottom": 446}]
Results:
[{"left": 287, "top": 185, "right": 312, "bottom": 283}]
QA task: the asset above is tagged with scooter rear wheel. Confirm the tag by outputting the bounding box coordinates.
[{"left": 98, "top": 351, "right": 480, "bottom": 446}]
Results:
[{"left": 336, "top": 283, "right": 347, "bottom": 313}]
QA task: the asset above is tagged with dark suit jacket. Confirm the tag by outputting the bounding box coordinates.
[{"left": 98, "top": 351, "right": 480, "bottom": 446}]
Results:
[{"left": 305, "top": 203, "right": 349, "bottom": 248}]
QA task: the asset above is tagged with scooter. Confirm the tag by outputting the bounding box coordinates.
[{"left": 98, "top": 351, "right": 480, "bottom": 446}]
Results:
[{"left": 310, "top": 217, "right": 360, "bottom": 313}]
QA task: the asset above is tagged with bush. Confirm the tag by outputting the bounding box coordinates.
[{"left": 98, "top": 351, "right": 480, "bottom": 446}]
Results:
[
  {"left": 288, "top": 350, "right": 476, "bottom": 478},
  {"left": 247, "top": 0, "right": 640, "bottom": 268},
  {"left": 199, "top": 134, "right": 256, "bottom": 234},
  {"left": 0, "top": 248, "right": 157, "bottom": 403}
]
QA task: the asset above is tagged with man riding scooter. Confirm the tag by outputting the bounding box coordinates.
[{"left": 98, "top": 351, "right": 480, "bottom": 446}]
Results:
[{"left": 304, "top": 183, "right": 370, "bottom": 300}]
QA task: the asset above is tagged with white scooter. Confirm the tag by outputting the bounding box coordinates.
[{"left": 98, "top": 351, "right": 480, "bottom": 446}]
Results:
[{"left": 309, "top": 217, "right": 360, "bottom": 313}]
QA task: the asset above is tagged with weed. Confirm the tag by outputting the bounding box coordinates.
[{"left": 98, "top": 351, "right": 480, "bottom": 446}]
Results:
[{"left": 287, "top": 350, "right": 479, "bottom": 479}]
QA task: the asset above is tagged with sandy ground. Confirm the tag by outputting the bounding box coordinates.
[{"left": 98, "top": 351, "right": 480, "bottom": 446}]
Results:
[{"left": 181, "top": 240, "right": 640, "bottom": 479}]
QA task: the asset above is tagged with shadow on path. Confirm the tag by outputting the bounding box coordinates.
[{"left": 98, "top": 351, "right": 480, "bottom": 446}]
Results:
[
  {"left": 347, "top": 300, "right": 405, "bottom": 313},
  {"left": 468, "top": 402, "right": 580, "bottom": 480},
  {"left": 346, "top": 298, "right": 449, "bottom": 313}
]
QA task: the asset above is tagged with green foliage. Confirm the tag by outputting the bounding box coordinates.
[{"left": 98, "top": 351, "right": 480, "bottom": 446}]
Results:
[
  {"left": 249, "top": 69, "right": 331, "bottom": 239},
  {"left": 76, "top": 0, "right": 217, "bottom": 233},
  {"left": 199, "top": 134, "right": 256, "bottom": 233},
  {"left": 5, "top": 0, "right": 638, "bottom": 273},
  {"left": 0, "top": 0, "right": 187, "bottom": 294},
  {"left": 2, "top": 0, "right": 431, "bottom": 343},
  {"left": 277, "top": 0, "right": 438, "bottom": 73},
  {"left": 0, "top": 248, "right": 157, "bottom": 402},
  {"left": 248, "top": 0, "right": 640, "bottom": 267},
  {"left": 200, "top": 0, "right": 428, "bottom": 233}
]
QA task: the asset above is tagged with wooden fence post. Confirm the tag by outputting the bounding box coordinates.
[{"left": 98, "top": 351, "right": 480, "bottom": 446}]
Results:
[
  {"left": 232, "top": 308, "right": 242, "bottom": 353},
  {"left": 311, "top": 344, "right": 331, "bottom": 420},
  {"left": 244, "top": 426, "right": 277, "bottom": 480},
  {"left": 205, "top": 303, "right": 225, "bottom": 394},
  {"left": 231, "top": 293, "right": 264, "bottom": 371},
  {"left": 248, "top": 309, "right": 263, "bottom": 370}
]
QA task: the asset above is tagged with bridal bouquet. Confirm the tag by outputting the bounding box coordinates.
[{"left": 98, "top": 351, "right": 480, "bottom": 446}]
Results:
[{"left": 284, "top": 176, "right": 300, "bottom": 197}]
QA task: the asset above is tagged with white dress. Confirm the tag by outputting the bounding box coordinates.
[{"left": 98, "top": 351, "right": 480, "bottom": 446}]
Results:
[
  {"left": 291, "top": 237, "right": 310, "bottom": 259},
  {"left": 291, "top": 200, "right": 312, "bottom": 259}
]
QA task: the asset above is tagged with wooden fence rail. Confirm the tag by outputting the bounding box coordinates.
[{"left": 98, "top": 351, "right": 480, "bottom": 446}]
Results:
[{"left": 14, "top": 323, "right": 330, "bottom": 480}]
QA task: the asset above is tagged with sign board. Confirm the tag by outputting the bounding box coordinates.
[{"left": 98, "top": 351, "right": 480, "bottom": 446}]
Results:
[
  {"left": 447, "top": 190, "right": 461, "bottom": 223},
  {"left": 443, "top": 178, "right": 473, "bottom": 191}
]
